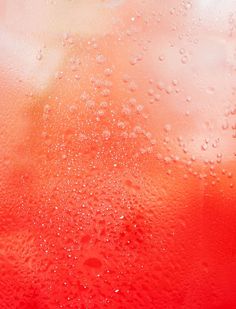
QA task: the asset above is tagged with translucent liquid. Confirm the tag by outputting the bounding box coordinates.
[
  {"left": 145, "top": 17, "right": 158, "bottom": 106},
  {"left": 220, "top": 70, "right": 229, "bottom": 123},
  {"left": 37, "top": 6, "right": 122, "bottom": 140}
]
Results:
[{"left": 0, "top": 1, "right": 236, "bottom": 308}]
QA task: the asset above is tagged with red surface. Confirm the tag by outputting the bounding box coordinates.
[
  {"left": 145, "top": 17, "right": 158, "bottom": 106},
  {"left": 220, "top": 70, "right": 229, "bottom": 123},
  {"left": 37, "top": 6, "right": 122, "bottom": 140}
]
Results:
[{"left": 0, "top": 1, "right": 236, "bottom": 308}]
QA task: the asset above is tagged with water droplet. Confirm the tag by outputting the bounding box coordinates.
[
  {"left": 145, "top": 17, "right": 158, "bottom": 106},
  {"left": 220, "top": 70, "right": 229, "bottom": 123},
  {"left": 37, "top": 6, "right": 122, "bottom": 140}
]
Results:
[
  {"left": 96, "top": 54, "right": 106, "bottom": 64},
  {"left": 78, "top": 133, "right": 87, "bottom": 141},
  {"left": 181, "top": 55, "right": 188, "bottom": 64},
  {"left": 156, "top": 81, "right": 165, "bottom": 91},
  {"left": 186, "top": 96, "right": 192, "bottom": 103},
  {"left": 44, "top": 104, "right": 51, "bottom": 113},
  {"left": 102, "top": 130, "right": 111, "bottom": 140},
  {"left": 69, "top": 105, "right": 77, "bottom": 113},
  {"left": 130, "top": 58, "right": 137, "bottom": 66},
  {"left": 117, "top": 121, "right": 126, "bottom": 129},
  {"left": 97, "top": 109, "right": 105, "bottom": 118},
  {"left": 133, "top": 126, "right": 143, "bottom": 134},
  {"left": 154, "top": 94, "right": 161, "bottom": 101},
  {"left": 86, "top": 100, "right": 95, "bottom": 109},
  {"left": 84, "top": 257, "right": 102, "bottom": 268},
  {"left": 136, "top": 105, "right": 144, "bottom": 113},
  {"left": 128, "top": 81, "right": 137, "bottom": 92},
  {"left": 104, "top": 68, "right": 113, "bottom": 76},
  {"left": 148, "top": 89, "right": 154, "bottom": 96},
  {"left": 172, "top": 79, "right": 178, "bottom": 86},
  {"left": 164, "top": 124, "right": 172, "bottom": 132},
  {"left": 55, "top": 71, "right": 64, "bottom": 79},
  {"left": 122, "top": 106, "right": 132, "bottom": 115},
  {"left": 36, "top": 49, "right": 43, "bottom": 61},
  {"left": 201, "top": 143, "right": 208, "bottom": 151},
  {"left": 179, "top": 48, "right": 185, "bottom": 55},
  {"left": 165, "top": 86, "right": 173, "bottom": 94},
  {"left": 101, "top": 88, "right": 111, "bottom": 97}
]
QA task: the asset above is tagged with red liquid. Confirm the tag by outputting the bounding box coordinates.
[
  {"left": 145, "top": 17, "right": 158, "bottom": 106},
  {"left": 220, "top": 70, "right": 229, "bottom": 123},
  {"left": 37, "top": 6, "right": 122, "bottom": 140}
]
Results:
[{"left": 0, "top": 1, "right": 236, "bottom": 308}]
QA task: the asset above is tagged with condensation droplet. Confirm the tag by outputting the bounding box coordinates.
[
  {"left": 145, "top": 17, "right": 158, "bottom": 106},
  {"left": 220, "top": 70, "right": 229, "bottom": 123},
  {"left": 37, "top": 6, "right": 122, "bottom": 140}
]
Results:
[
  {"left": 102, "top": 130, "right": 111, "bottom": 140},
  {"left": 36, "top": 49, "right": 43, "bottom": 61},
  {"left": 96, "top": 54, "right": 106, "bottom": 64},
  {"left": 164, "top": 124, "right": 172, "bottom": 132},
  {"left": 181, "top": 55, "right": 188, "bottom": 64}
]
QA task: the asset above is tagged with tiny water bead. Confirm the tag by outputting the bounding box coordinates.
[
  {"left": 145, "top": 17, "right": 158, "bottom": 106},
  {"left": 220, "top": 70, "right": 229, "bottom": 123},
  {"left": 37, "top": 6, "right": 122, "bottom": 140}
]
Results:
[
  {"left": 96, "top": 54, "right": 106, "bottom": 64},
  {"left": 181, "top": 55, "right": 189, "bottom": 64},
  {"left": 102, "top": 130, "right": 111, "bottom": 140},
  {"left": 36, "top": 49, "right": 43, "bottom": 61}
]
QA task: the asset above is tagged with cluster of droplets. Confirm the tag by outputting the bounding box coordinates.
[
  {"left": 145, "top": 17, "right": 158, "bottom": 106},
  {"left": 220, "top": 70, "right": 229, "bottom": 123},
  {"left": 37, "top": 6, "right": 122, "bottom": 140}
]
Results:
[{"left": 1, "top": 1, "right": 236, "bottom": 308}]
